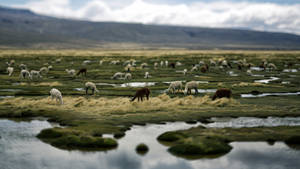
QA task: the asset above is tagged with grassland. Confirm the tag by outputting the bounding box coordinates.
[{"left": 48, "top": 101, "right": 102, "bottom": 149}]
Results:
[{"left": 0, "top": 49, "right": 300, "bottom": 151}]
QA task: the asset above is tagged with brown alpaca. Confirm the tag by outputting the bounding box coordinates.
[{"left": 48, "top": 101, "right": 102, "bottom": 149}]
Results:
[
  {"left": 212, "top": 88, "right": 232, "bottom": 100},
  {"left": 77, "top": 68, "right": 87, "bottom": 77},
  {"left": 131, "top": 88, "right": 150, "bottom": 102},
  {"left": 170, "top": 63, "right": 176, "bottom": 68}
]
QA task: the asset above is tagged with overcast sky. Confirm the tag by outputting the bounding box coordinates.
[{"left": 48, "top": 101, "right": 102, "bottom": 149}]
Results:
[{"left": 1, "top": 0, "right": 300, "bottom": 34}]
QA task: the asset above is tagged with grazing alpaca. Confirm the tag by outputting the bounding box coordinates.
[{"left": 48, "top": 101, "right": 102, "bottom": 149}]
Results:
[
  {"left": 154, "top": 62, "right": 158, "bottom": 69},
  {"left": 124, "top": 73, "right": 132, "bottom": 80},
  {"left": 141, "top": 63, "right": 148, "bottom": 69},
  {"left": 184, "top": 81, "right": 199, "bottom": 95},
  {"left": 167, "top": 81, "right": 183, "bottom": 94},
  {"left": 40, "top": 67, "right": 49, "bottom": 75},
  {"left": 20, "top": 69, "right": 31, "bottom": 79},
  {"left": 19, "top": 64, "right": 27, "bottom": 70},
  {"left": 210, "top": 59, "right": 216, "bottom": 66},
  {"left": 212, "top": 88, "right": 232, "bottom": 100},
  {"left": 65, "top": 69, "right": 76, "bottom": 77},
  {"left": 85, "top": 82, "right": 99, "bottom": 95},
  {"left": 191, "top": 65, "right": 199, "bottom": 72},
  {"left": 144, "top": 72, "right": 150, "bottom": 79},
  {"left": 50, "top": 88, "right": 63, "bottom": 105},
  {"left": 111, "top": 72, "right": 125, "bottom": 79},
  {"left": 176, "top": 61, "right": 182, "bottom": 66},
  {"left": 183, "top": 69, "right": 187, "bottom": 76},
  {"left": 30, "top": 70, "right": 42, "bottom": 79},
  {"left": 268, "top": 63, "right": 277, "bottom": 70},
  {"left": 169, "top": 63, "right": 175, "bottom": 68},
  {"left": 165, "top": 60, "right": 168, "bottom": 67},
  {"left": 131, "top": 88, "right": 150, "bottom": 102},
  {"left": 200, "top": 64, "right": 209, "bottom": 73},
  {"left": 77, "top": 68, "right": 87, "bottom": 77},
  {"left": 160, "top": 61, "right": 164, "bottom": 67},
  {"left": 7, "top": 67, "right": 14, "bottom": 76}
]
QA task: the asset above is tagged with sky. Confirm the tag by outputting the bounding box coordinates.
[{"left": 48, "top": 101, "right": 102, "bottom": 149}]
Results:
[{"left": 1, "top": 0, "right": 300, "bottom": 34}]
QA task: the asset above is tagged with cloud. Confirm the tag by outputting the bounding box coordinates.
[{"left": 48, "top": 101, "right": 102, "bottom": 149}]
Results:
[{"left": 15, "top": 0, "right": 300, "bottom": 34}]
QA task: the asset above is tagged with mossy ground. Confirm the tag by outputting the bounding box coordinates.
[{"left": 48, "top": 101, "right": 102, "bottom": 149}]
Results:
[
  {"left": 158, "top": 126, "right": 300, "bottom": 159},
  {"left": 0, "top": 49, "right": 300, "bottom": 150}
]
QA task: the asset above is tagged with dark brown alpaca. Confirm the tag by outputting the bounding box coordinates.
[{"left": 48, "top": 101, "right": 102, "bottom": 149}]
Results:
[
  {"left": 200, "top": 64, "right": 209, "bottom": 73},
  {"left": 131, "top": 88, "right": 150, "bottom": 102},
  {"left": 212, "top": 88, "right": 232, "bottom": 100},
  {"left": 170, "top": 63, "right": 175, "bottom": 68},
  {"left": 77, "top": 68, "right": 87, "bottom": 77}
]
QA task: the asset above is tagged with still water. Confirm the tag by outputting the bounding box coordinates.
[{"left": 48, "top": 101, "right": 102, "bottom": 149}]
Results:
[{"left": 1, "top": 118, "right": 300, "bottom": 169}]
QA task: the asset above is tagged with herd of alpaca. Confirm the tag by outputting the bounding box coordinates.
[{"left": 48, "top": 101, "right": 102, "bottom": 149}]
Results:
[{"left": 8, "top": 57, "right": 278, "bottom": 105}]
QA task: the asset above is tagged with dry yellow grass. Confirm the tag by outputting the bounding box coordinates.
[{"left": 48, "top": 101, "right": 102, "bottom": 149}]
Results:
[
  {"left": 232, "top": 82, "right": 266, "bottom": 87},
  {"left": 19, "top": 82, "right": 63, "bottom": 87},
  {"left": 0, "top": 94, "right": 240, "bottom": 117}
]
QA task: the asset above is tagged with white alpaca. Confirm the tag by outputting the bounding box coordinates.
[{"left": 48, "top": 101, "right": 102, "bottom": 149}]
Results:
[
  {"left": 110, "top": 60, "right": 120, "bottom": 65},
  {"left": 176, "top": 61, "right": 182, "bottom": 66},
  {"left": 50, "top": 88, "right": 63, "bottom": 105},
  {"left": 268, "top": 63, "right": 277, "bottom": 70},
  {"left": 19, "top": 64, "right": 27, "bottom": 70},
  {"left": 160, "top": 61, "right": 164, "bottom": 67},
  {"left": 183, "top": 69, "right": 187, "bottom": 76},
  {"left": 124, "top": 73, "right": 132, "bottom": 80},
  {"left": 99, "top": 60, "right": 103, "bottom": 65},
  {"left": 40, "top": 67, "right": 49, "bottom": 75},
  {"left": 246, "top": 69, "right": 252, "bottom": 75},
  {"left": 191, "top": 65, "right": 199, "bottom": 72},
  {"left": 123, "top": 60, "right": 131, "bottom": 66},
  {"left": 65, "top": 69, "right": 76, "bottom": 77},
  {"left": 85, "top": 82, "right": 99, "bottom": 95},
  {"left": 55, "top": 58, "right": 62, "bottom": 63},
  {"left": 141, "top": 63, "right": 148, "bottom": 69},
  {"left": 222, "top": 60, "right": 229, "bottom": 67},
  {"left": 111, "top": 72, "right": 125, "bottom": 79},
  {"left": 199, "top": 61, "right": 205, "bottom": 65},
  {"left": 167, "top": 81, "right": 183, "bottom": 94},
  {"left": 7, "top": 67, "right": 14, "bottom": 76},
  {"left": 20, "top": 69, "right": 31, "bottom": 79},
  {"left": 184, "top": 81, "right": 199, "bottom": 95},
  {"left": 30, "top": 70, "right": 42, "bottom": 79},
  {"left": 6, "top": 60, "right": 15, "bottom": 67},
  {"left": 154, "top": 62, "right": 158, "bottom": 69},
  {"left": 48, "top": 65, "right": 53, "bottom": 70},
  {"left": 210, "top": 59, "right": 216, "bottom": 66},
  {"left": 165, "top": 60, "right": 168, "bottom": 67},
  {"left": 144, "top": 72, "right": 150, "bottom": 79}
]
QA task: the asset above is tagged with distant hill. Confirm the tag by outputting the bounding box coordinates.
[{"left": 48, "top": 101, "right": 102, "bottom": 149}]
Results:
[{"left": 1, "top": 6, "right": 300, "bottom": 49}]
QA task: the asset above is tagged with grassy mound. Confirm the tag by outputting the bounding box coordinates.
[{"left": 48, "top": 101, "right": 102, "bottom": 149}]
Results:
[
  {"left": 157, "top": 131, "right": 187, "bottom": 142},
  {"left": 37, "top": 128, "right": 118, "bottom": 150},
  {"left": 136, "top": 143, "right": 149, "bottom": 155}
]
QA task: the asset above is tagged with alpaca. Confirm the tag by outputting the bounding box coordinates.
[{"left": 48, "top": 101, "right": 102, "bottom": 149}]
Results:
[
  {"left": 99, "top": 60, "right": 103, "bottom": 65},
  {"left": 50, "top": 88, "right": 63, "bottom": 105},
  {"left": 39, "top": 67, "right": 49, "bottom": 75},
  {"left": 154, "top": 62, "right": 158, "bottom": 69},
  {"left": 55, "top": 58, "right": 62, "bottom": 63},
  {"left": 111, "top": 72, "right": 125, "bottom": 79},
  {"left": 7, "top": 67, "right": 14, "bottom": 76},
  {"left": 160, "top": 61, "right": 164, "bottom": 67},
  {"left": 77, "top": 68, "right": 87, "bottom": 77},
  {"left": 183, "top": 69, "right": 187, "bottom": 76},
  {"left": 110, "top": 60, "right": 120, "bottom": 65},
  {"left": 141, "top": 63, "right": 148, "bottom": 69},
  {"left": 30, "top": 70, "right": 42, "bottom": 79},
  {"left": 210, "top": 59, "right": 216, "bottom": 66},
  {"left": 131, "top": 88, "right": 150, "bottom": 102},
  {"left": 65, "top": 69, "right": 76, "bottom": 77},
  {"left": 191, "top": 65, "right": 199, "bottom": 72},
  {"left": 184, "top": 81, "right": 199, "bottom": 95},
  {"left": 200, "top": 64, "right": 209, "bottom": 73},
  {"left": 165, "top": 60, "right": 168, "bottom": 67},
  {"left": 144, "top": 72, "right": 150, "bottom": 79},
  {"left": 20, "top": 69, "right": 31, "bottom": 79},
  {"left": 85, "top": 82, "right": 99, "bottom": 95},
  {"left": 19, "top": 64, "right": 27, "bottom": 70},
  {"left": 83, "top": 60, "right": 92, "bottom": 65},
  {"left": 212, "top": 88, "right": 232, "bottom": 100},
  {"left": 169, "top": 63, "right": 175, "bottom": 68},
  {"left": 125, "top": 73, "right": 132, "bottom": 80},
  {"left": 176, "top": 61, "right": 182, "bottom": 66},
  {"left": 268, "top": 63, "right": 277, "bottom": 70},
  {"left": 167, "top": 81, "right": 183, "bottom": 94}
]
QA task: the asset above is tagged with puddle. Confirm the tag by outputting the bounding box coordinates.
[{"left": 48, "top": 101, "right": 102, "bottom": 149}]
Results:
[
  {"left": 282, "top": 81, "right": 291, "bottom": 84},
  {"left": 0, "top": 89, "right": 22, "bottom": 92},
  {"left": 96, "top": 83, "right": 117, "bottom": 87},
  {"left": 283, "top": 69, "right": 298, "bottom": 73},
  {"left": 241, "top": 92, "right": 300, "bottom": 98},
  {"left": 207, "top": 117, "right": 300, "bottom": 128},
  {"left": 254, "top": 77, "right": 279, "bottom": 83},
  {"left": 74, "top": 88, "right": 85, "bottom": 91},
  {"left": 0, "top": 96, "right": 14, "bottom": 99},
  {"left": 251, "top": 74, "right": 264, "bottom": 77},
  {"left": 119, "top": 82, "right": 156, "bottom": 88},
  {"left": 227, "top": 71, "right": 238, "bottom": 76},
  {"left": 250, "top": 67, "right": 265, "bottom": 71}
]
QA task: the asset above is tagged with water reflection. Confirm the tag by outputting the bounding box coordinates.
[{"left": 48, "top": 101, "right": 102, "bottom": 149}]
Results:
[{"left": 1, "top": 119, "right": 300, "bottom": 169}]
